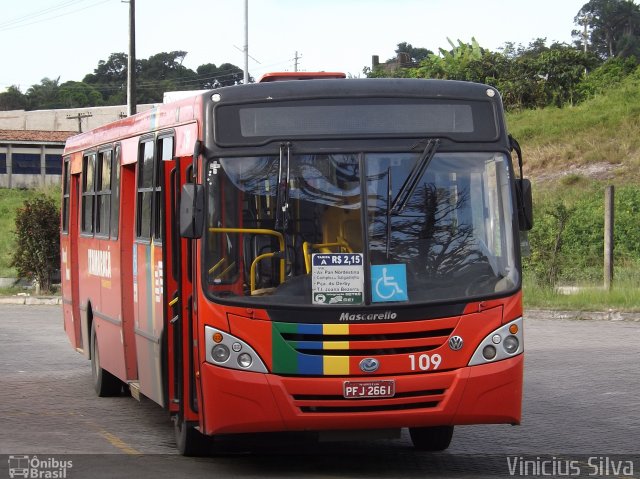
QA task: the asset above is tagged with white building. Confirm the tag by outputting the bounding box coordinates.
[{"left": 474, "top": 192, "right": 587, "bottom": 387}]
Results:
[{"left": 0, "top": 129, "right": 75, "bottom": 188}]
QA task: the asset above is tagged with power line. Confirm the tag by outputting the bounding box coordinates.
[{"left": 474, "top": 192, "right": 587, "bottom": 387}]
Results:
[
  {"left": 3, "top": 52, "right": 296, "bottom": 92},
  {"left": 0, "top": 0, "right": 112, "bottom": 32},
  {"left": 0, "top": 0, "right": 86, "bottom": 28},
  {"left": 4, "top": 62, "right": 250, "bottom": 92},
  {"left": 11, "top": 69, "right": 247, "bottom": 94},
  {"left": 4, "top": 63, "right": 271, "bottom": 92}
]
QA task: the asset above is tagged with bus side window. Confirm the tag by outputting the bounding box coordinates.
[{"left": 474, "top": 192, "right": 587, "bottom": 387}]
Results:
[
  {"left": 154, "top": 136, "right": 174, "bottom": 241},
  {"left": 62, "top": 157, "right": 71, "bottom": 233},
  {"left": 136, "top": 140, "right": 154, "bottom": 239},
  {"left": 95, "top": 149, "right": 112, "bottom": 237},
  {"left": 110, "top": 145, "right": 121, "bottom": 239},
  {"left": 81, "top": 153, "right": 96, "bottom": 234}
]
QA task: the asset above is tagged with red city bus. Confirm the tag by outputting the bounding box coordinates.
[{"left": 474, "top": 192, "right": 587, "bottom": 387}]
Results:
[{"left": 61, "top": 74, "right": 533, "bottom": 455}]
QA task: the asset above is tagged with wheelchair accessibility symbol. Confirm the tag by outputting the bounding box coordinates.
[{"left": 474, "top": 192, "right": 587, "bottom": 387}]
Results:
[{"left": 371, "top": 264, "right": 408, "bottom": 303}]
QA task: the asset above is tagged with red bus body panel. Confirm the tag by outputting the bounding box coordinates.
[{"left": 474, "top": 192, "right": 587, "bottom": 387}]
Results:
[
  {"left": 62, "top": 95, "right": 203, "bottom": 414},
  {"left": 198, "top": 355, "right": 522, "bottom": 435},
  {"left": 195, "top": 293, "right": 523, "bottom": 435}
]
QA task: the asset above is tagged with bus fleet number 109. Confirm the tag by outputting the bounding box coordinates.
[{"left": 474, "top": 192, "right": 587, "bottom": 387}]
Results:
[{"left": 408, "top": 353, "right": 442, "bottom": 371}]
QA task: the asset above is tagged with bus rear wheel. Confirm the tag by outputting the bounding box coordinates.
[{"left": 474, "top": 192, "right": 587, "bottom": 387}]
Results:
[
  {"left": 174, "top": 417, "right": 213, "bottom": 456},
  {"left": 91, "top": 323, "right": 122, "bottom": 397},
  {"left": 409, "top": 426, "right": 454, "bottom": 451}
]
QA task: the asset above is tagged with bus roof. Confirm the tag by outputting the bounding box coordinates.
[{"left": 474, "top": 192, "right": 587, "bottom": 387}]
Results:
[
  {"left": 258, "top": 72, "right": 346, "bottom": 82},
  {"left": 63, "top": 78, "right": 503, "bottom": 154}
]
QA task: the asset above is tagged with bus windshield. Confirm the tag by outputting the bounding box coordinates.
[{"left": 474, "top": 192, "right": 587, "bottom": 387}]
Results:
[{"left": 203, "top": 151, "right": 518, "bottom": 307}]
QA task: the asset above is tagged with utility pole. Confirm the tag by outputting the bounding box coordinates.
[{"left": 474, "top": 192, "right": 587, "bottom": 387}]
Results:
[
  {"left": 293, "top": 51, "right": 301, "bottom": 72},
  {"left": 126, "top": 0, "right": 137, "bottom": 115},
  {"left": 66, "top": 112, "right": 93, "bottom": 133},
  {"left": 243, "top": 0, "right": 249, "bottom": 84}
]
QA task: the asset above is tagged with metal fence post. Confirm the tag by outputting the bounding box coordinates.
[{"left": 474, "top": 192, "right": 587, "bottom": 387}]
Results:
[{"left": 604, "top": 185, "right": 614, "bottom": 291}]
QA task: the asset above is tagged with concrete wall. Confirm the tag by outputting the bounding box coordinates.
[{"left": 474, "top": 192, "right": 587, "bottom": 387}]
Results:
[
  {"left": 0, "top": 104, "right": 156, "bottom": 132},
  {"left": 0, "top": 174, "right": 60, "bottom": 189}
]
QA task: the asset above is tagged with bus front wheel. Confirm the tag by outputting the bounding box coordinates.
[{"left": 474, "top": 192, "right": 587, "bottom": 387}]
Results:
[
  {"left": 409, "top": 426, "right": 454, "bottom": 451},
  {"left": 174, "top": 417, "right": 213, "bottom": 456},
  {"left": 90, "top": 323, "right": 122, "bottom": 397}
]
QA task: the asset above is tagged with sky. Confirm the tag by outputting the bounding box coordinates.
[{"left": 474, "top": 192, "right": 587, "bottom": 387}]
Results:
[{"left": 2, "top": 0, "right": 588, "bottom": 91}]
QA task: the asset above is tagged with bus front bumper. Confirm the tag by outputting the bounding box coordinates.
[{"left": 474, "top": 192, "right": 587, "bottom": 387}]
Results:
[{"left": 199, "top": 354, "right": 523, "bottom": 436}]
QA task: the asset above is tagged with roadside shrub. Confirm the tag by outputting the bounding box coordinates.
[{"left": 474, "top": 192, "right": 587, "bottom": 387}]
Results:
[
  {"left": 577, "top": 58, "right": 639, "bottom": 100},
  {"left": 524, "top": 200, "right": 574, "bottom": 287},
  {"left": 524, "top": 185, "right": 640, "bottom": 287},
  {"left": 11, "top": 195, "right": 60, "bottom": 293}
]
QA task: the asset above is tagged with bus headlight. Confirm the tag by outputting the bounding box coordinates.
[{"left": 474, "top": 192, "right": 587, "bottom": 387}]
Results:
[
  {"left": 237, "top": 353, "right": 253, "bottom": 369},
  {"left": 468, "top": 318, "right": 523, "bottom": 366},
  {"left": 205, "top": 326, "right": 268, "bottom": 373},
  {"left": 503, "top": 335, "right": 519, "bottom": 354},
  {"left": 211, "top": 344, "right": 230, "bottom": 363},
  {"left": 482, "top": 345, "right": 497, "bottom": 360}
]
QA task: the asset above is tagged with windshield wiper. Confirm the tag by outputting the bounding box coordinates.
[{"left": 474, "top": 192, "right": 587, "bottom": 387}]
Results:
[
  {"left": 275, "top": 142, "right": 291, "bottom": 231},
  {"left": 390, "top": 138, "right": 440, "bottom": 214}
]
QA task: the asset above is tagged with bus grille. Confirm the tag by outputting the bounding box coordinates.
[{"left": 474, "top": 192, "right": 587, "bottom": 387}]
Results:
[
  {"left": 292, "top": 389, "right": 446, "bottom": 414},
  {"left": 275, "top": 317, "right": 457, "bottom": 357}
]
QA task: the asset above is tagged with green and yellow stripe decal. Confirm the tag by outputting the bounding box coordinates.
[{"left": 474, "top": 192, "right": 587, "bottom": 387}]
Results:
[{"left": 272, "top": 323, "right": 353, "bottom": 375}]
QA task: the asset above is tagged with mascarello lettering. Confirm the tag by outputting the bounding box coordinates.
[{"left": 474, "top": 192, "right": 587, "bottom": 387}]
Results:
[{"left": 339, "top": 311, "right": 397, "bottom": 322}]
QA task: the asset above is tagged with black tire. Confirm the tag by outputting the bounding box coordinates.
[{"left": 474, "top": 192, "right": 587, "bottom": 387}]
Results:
[
  {"left": 409, "top": 426, "right": 454, "bottom": 451},
  {"left": 174, "top": 417, "right": 213, "bottom": 456},
  {"left": 91, "top": 323, "right": 123, "bottom": 397}
]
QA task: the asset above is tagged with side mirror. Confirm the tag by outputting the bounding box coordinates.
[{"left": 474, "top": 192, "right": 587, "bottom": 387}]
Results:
[
  {"left": 180, "top": 183, "right": 204, "bottom": 239},
  {"left": 515, "top": 178, "right": 533, "bottom": 231}
]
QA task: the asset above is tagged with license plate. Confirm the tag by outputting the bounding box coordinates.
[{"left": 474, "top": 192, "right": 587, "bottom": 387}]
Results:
[{"left": 343, "top": 380, "right": 395, "bottom": 399}]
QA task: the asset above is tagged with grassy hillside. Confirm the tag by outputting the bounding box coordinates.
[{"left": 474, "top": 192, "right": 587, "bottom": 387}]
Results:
[
  {"left": 505, "top": 71, "right": 640, "bottom": 309},
  {"left": 507, "top": 71, "right": 640, "bottom": 186}
]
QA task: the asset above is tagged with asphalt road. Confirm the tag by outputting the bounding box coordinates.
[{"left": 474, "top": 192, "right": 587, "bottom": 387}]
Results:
[{"left": 0, "top": 305, "right": 638, "bottom": 478}]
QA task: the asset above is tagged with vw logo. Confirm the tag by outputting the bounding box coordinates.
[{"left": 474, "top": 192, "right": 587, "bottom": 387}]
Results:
[
  {"left": 359, "top": 358, "right": 379, "bottom": 373},
  {"left": 449, "top": 336, "right": 464, "bottom": 351}
]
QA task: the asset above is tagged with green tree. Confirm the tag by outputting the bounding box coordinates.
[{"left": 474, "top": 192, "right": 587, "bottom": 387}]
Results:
[
  {"left": 85, "top": 52, "right": 129, "bottom": 84},
  {"left": 11, "top": 196, "right": 60, "bottom": 293},
  {"left": 57, "top": 81, "right": 104, "bottom": 108},
  {"left": 140, "top": 51, "right": 192, "bottom": 79},
  {"left": 574, "top": 0, "right": 640, "bottom": 58},
  {"left": 370, "top": 38, "right": 602, "bottom": 110},
  {"left": 23, "top": 51, "right": 249, "bottom": 108},
  {"left": 394, "top": 42, "right": 433, "bottom": 63},
  {"left": 83, "top": 52, "right": 129, "bottom": 104},
  {"left": 136, "top": 51, "right": 202, "bottom": 102},
  {"left": 196, "top": 62, "right": 245, "bottom": 88},
  {"left": 0, "top": 85, "right": 28, "bottom": 111},
  {"left": 533, "top": 45, "right": 600, "bottom": 106},
  {"left": 25, "top": 77, "right": 62, "bottom": 109},
  {"left": 411, "top": 38, "right": 485, "bottom": 81},
  {"left": 82, "top": 51, "right": 246, "bottom": 104},
  {"left": 577, "top": 55, "right": 638, "bottom": 97}
]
